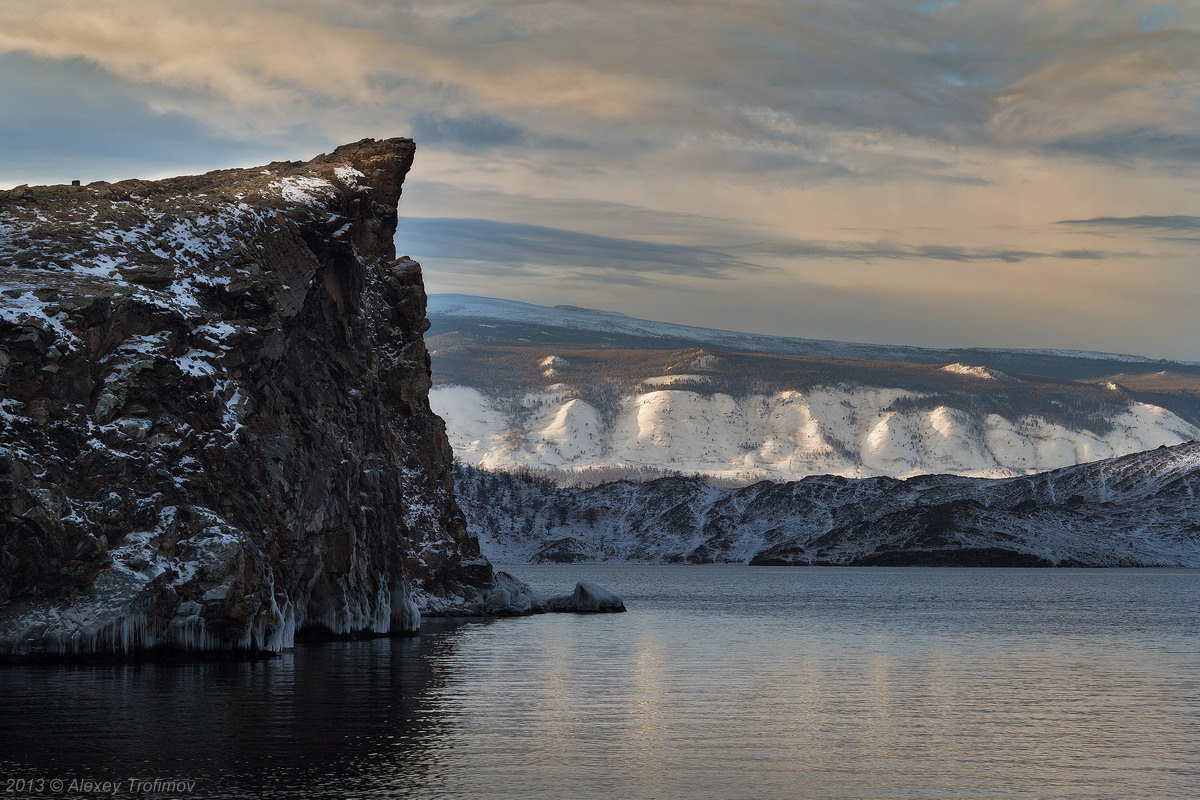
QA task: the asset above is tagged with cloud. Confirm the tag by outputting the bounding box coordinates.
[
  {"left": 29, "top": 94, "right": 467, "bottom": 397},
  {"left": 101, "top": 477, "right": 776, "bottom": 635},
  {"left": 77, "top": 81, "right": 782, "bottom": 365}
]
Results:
[
  {"left": 409, "top": 112, "right": 587, "bottom": 153},
  {"left": 1047, "top": 128, "right": 1200, "bottom": 164},
  {"left": 3, "top": 1, "right": 1197, "bottom": 357},
  {"left": 402, "top": 180, "right": 737, "bottom": 241},
  {"left": 395, "top": 217, "right": 766, "bottom": 282},
  {"left": 410, "top": 113, "right": 531, "bottom": 151},
  {"left": 398, "top": 216, "right": 1140, "bottom": 288},
  {"left": 987, "top": 27, "right": 1200, "bottom": 163},
  {"left": 0, "top": 52, "right": 274, "bottom": 177},
  {"left": 3, "top": 0, "right": 1199, "bottom": 168},
  {"left": 1056, "top": 215, "right": 1200, "bottom": 231},
  {"left": 751, "top": 240, "right": 1137, "bottom": 263}
]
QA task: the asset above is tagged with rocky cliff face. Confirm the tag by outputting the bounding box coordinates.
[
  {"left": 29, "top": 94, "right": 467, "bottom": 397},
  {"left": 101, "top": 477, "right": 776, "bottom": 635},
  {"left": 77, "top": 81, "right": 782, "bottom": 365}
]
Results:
[
  {"left": 455, "top": 441, "right": 1200, "bottom": 567},
  {"left": 0, "top": 139, "right": 545, "bottom": 658}
]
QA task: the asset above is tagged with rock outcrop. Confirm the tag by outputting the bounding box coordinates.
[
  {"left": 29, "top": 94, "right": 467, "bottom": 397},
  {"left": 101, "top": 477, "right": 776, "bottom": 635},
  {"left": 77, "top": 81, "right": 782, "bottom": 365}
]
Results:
[
  {"left": 0, "top": 139, "right": 600, "bottom": 658},
  {"left": 544, "top": 582, "right": 626, "bottom": 613},
  {"left": 454, "top": 441, "right": 1200, "bottom": 567}
]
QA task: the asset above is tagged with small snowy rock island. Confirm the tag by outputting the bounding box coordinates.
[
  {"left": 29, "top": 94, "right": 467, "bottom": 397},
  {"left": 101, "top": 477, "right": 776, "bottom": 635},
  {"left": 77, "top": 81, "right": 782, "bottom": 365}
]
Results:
[
  {"left": 544, "top": 581, "right": 626, "bottom": 613},
  {"left": 0, "top": 139, "right": 622, "bottom": 659}
]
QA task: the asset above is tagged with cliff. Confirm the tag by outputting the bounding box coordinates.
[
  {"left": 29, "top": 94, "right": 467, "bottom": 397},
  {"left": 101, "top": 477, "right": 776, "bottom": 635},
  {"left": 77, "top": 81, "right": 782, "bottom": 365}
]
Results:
[
  {"left": 0, "top": 139, "right": 558, "bottom": 658},
  {"left": 455, "top": 441, "right": 1200, "bottom": 567}
]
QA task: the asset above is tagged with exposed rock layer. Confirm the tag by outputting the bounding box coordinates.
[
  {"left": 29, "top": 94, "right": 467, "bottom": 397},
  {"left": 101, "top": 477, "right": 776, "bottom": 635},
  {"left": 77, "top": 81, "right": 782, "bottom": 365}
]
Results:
[
  {"left": 0, "top": 139, "right": 542, "bottom": 657},
  {"left": 455, "top": 441, "right": 1200, "bottom": 567}
]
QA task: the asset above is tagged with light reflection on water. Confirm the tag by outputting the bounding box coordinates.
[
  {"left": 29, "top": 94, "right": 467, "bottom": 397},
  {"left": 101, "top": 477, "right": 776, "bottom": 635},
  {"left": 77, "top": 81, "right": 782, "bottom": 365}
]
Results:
[{"left": 2, "top": 566, "right": 1198, "bottom": 799}]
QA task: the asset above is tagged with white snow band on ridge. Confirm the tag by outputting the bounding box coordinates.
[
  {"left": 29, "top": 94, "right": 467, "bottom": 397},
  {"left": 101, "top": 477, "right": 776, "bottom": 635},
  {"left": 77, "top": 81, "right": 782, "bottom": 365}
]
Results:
[{"left": 433, "top": 385, "right": 1199, "bottom": 483}]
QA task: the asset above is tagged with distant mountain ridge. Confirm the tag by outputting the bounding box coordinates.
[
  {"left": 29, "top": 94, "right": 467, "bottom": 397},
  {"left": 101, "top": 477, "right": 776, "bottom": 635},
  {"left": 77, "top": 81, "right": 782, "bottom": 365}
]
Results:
[
  {"left": 428, "top": 294, "right": 1200, "bottom": 380},
  {"left": 454, "top": 441, "right": 1200, "bottom": 567},
  {"left": 424, "top": 295, "right": 1200, "bottom": 484}
]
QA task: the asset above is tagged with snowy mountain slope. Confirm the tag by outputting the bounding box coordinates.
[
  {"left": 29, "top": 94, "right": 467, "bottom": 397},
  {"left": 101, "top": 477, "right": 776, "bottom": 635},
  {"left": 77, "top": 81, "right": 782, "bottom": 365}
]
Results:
[
  {"left": 433, "top": 383, "right": 1198, "bottom": 482},
  {"left": 454, "top": 442, "right": 1200, "bottom": 567},
  {"left": 425, "top": 296, "right": 1200, "bottom": 483}
]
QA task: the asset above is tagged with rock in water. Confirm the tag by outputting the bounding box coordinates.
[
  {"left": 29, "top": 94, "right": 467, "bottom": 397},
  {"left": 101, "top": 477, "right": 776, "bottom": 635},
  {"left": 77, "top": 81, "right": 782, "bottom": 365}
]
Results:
[
  {"left": 544, "top": 582, "right": 627, "bottom": 613},
  {"left": 0, "top": 138, "right": 553, "bottom": 658}
]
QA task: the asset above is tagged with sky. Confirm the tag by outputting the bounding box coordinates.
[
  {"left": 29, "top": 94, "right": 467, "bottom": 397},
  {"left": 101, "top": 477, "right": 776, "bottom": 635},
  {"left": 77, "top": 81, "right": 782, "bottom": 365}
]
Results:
[{"left": 1, "top": 1, "right": 1197, "bottom": 359}]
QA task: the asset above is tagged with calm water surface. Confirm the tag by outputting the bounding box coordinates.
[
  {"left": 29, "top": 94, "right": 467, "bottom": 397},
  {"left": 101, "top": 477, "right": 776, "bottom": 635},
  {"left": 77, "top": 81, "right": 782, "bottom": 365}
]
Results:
[{"left": 2, "top": 566, "right": 1198, "bottom": 799}]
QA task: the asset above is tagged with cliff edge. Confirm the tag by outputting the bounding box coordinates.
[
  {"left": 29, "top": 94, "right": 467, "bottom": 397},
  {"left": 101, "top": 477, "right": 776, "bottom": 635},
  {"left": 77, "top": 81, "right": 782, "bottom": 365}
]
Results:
[{"left": 0, "top": 139, "right": 555, "bottom": 657}]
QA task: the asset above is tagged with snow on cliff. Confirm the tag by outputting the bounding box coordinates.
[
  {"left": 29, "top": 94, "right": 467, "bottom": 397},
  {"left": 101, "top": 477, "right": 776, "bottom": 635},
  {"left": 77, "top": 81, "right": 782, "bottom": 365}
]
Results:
[{"left": 0, "top": 141, "right": 621, "bottom": 660}]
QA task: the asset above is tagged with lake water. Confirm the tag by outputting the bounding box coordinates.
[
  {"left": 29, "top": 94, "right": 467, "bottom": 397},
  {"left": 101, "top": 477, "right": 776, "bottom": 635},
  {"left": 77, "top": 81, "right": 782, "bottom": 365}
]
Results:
[{"left": 2, "top": 565, "right": 1199, "bottom": 799}]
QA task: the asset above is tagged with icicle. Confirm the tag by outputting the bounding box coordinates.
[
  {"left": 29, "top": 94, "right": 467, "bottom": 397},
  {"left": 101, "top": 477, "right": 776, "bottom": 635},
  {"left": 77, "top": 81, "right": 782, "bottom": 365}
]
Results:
[{"left": 391, "top": 579, "right": 421, "bottom": 634}]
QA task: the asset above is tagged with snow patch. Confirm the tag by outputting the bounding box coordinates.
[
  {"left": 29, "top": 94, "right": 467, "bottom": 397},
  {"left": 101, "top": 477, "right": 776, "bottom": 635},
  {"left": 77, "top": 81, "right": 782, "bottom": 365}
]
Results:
[
  {"left": 175, "top": 349, "right": 218, "bottom": 377},
  {"left": 270, "top": 175, "right": 337, "bottom": 206},
  {"left": 333, "top": 166, "right": 366, "bottom": 184},
  {"left": 433, "top": 383, "right": 1200, "bottom": 482},
  {"left": 941, "top": 363, "right": 1012, "bottom": 381},
  {"left": 0, "top": 291, "right": 83, "bottom": 350}
]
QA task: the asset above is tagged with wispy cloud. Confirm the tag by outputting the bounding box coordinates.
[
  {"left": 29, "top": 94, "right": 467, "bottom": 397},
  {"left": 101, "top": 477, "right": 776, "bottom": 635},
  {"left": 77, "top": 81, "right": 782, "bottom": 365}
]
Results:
[
  {"left": 754, "top": 240, "right": 1139, "bottom": 263},
  {"left": 409, "top": 113, "right": 588, "bottom": 154},
  {"left": 399, "top": 217, "right": 1141, "bottom": 289},
  {"left": 1056, "top": 215, "right": 1200, "bottom": 231},
  {"left": 0, "top": 52, "right": 274, "bottom": 178},
  {"left": 396, "top": 217, "right": 766, "bottom": 282}
]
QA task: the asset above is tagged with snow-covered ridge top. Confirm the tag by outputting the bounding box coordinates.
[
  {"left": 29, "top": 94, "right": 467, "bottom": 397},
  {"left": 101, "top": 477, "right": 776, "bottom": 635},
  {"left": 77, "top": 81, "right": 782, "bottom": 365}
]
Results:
[
  {"left": 941, "top": 363, "right": 1015, "bottom": 381},
  {"left": 433, "top": 383, "right": 1200, "bottom": 484},
  {"left": 2, "top": 138, "right": 412, "bottom": 286},
  {"left": 1, "top": 138, "right": 414, "bottom": 343},
  {"left": 427, "top": 334, "right": 1200, "bottom": 430},
  {"left": 427, "top": 294, "right": 1200, "bottom": 377}
]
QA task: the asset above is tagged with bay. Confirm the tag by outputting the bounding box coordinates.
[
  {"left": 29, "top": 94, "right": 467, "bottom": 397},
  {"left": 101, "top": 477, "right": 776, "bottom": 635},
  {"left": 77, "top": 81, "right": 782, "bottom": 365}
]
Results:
[{"left": 2, "top": 565, "right": 1198, "bottom": 799}]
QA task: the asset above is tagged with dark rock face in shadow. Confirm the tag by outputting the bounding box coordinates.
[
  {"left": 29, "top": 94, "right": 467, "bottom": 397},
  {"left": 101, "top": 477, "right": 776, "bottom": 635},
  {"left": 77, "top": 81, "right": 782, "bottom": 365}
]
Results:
[
  {"left": 543, "top": 582, "right": 626, "bottom": 612},
  {"left": 849, "top": 548, "right": 1055, "bottom": 567},
  {"left": 0, "top": 140, "right": 519, "bottom": 658}
]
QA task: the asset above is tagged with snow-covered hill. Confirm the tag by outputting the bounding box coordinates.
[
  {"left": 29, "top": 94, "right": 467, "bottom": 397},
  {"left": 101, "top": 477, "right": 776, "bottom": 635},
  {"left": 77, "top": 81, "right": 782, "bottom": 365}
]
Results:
[
  {"left": 433, "top": 383, "right": 1198, "bottom": 482},
  {"left": 427, "top": 295, "right": 1200, "bottom": 483},
  {"left": 454, "top": 441, "right": 1200, "bottom": 567}
]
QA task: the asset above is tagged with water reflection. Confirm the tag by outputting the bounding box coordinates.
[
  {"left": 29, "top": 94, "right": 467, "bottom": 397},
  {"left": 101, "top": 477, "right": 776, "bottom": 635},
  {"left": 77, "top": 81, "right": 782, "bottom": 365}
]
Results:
[
  {"left": 1, "top": 567, "right": 1198, "bottom": 799},
  {"left": 0, "top": 618, "right": 499, "bottom": 798}
]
